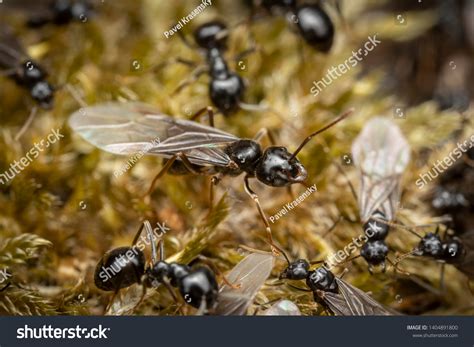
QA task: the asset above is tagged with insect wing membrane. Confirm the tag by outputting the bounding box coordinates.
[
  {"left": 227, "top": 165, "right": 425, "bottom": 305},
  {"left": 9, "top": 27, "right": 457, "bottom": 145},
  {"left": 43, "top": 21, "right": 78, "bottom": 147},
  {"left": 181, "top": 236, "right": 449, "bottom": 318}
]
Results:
[
  {"left": 351, "top": 117, "right": 410, "bottom": 221},
  {"left": 214, "top": 252, "right": 274, "bottom": 315},
  {"left": 319, "top": 291, "right": 353, "bottom": 316},
  {"left": 335, "top": 278, "right": 398, "bottom": 315},
  {"left": 69, "top": 102, "right": 238, "bottom": 167}
]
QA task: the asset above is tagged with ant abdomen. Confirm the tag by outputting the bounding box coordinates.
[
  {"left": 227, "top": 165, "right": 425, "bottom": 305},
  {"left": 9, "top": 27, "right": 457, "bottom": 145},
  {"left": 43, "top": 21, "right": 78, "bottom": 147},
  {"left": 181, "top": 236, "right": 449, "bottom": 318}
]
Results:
[{"left": 94, "top": 247, "right": 146, "bottom": 292}]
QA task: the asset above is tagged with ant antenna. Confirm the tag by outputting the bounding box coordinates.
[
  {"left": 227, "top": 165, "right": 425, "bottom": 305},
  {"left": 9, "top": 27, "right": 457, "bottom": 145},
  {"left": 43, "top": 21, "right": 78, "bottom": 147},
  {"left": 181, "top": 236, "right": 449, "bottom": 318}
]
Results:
[
  {"left": 391, "top": 249, "right": 419, "bottom": 273},
  {"left": 289, "top": 108, "right": 354, "bottom": 160}
]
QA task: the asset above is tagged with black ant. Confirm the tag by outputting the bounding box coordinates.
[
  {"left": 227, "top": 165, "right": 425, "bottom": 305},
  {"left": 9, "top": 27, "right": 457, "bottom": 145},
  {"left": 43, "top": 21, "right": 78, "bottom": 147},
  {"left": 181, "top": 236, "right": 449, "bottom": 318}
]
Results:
[
  {"left": 172, "top": 20, "right": 259, "bottom": 116},
  {"left": 70, "top": 102, "right": 354, "bottom": 254},
  {"left": 278, "top": 250, "right": 396, "bottom": 315},
  {"left": 94, "top": 221, "right": 219, "bottom": 314},
  {"left": 0, "top": 24, "right": 55, "bottom": 139},
  {"left": 394, "top": 225, "right": 473, "bottom": 289},
  {"left": 244, "top": 0, "right": 336, "bottom": 52}
]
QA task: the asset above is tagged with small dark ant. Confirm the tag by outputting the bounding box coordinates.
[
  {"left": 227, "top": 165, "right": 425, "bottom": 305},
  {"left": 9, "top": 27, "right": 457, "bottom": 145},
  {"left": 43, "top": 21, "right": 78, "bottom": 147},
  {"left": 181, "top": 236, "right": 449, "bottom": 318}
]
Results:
[
  {"left": 0, "top": 24, "right": 55, "bottom": 139},
  {"left": 278, "top": 250, "right": 396, "bottom": 315},
  {"left": 70, "top": 102, "right": 354, "bottom": 254},
  {"left": 94, "top": 221, "right": 219, "bottom": 313},
  {"left": 394, "top": 225, "right": 474, "bottom": 287},
  {"left": 244, "top": 0, "right": 336, "bottom": 52},
  {"left": 172, "top": 20, "right": 257, "bottom": 116}
]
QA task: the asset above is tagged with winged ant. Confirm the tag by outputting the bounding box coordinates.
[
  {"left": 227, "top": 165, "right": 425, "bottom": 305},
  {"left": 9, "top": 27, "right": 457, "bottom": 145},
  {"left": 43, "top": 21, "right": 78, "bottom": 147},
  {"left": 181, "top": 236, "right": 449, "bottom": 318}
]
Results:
[
  {"left": 278, "top": 247, "right": 398, "bottom": 315},
  {"left": 69, "top": 102, "right": 353, "bottom": 254},
  {"left": 333, "top": 118, "right": 411, "bottom": 273}
]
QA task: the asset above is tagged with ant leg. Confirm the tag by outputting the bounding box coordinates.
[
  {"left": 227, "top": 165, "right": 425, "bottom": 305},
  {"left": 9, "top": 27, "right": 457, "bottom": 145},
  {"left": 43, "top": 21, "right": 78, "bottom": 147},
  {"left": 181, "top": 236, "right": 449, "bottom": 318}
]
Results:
[
  {"left": 0, "top": 68, "right": 17, "bottom": 77},
  {"left": 0, "top": 282, "right": 11, "bottom": 292},
  {"left": 189, "top": 106, "right": 215, "bottom": 127},
  {"left": 209, "top": 174, "right": 222, "bottom": 213},
  {"left": 193, "top": 255, "right": 241, "bottom": 289},
  {"left": 163, "top": 280, "right": 186, "bottom": 315},
  {"left": 243, "top": 175, "right": 280, "bottom": 256},
  {"left": 177, "top": 153, "right": 200, "bottom": 175},
  {"left": 104, "top": 289, "right": 120, "bottom": 314},
  {"left": 195, "top": 296, "right": 209, "bottom": 315},
  {"left": 333, "top": 161, "right": 358, "bottom": 202},
  {"left": 253, "top": 127, "right": 276, "bottom": 145},
  {"left": 143, "top": 221, "right": 158, "bottom": 263},
  {"left": 143, "top": 155, "right": 178, "bottom": 199},
  {"left": 14, "top": 106, "right": 37, "bottom": 141},
  {"left": 131, "top": 222, "right": 146, "bottom": 246},
  {"left": 172, "top": 65, "right": 208, "bottom": 95}
]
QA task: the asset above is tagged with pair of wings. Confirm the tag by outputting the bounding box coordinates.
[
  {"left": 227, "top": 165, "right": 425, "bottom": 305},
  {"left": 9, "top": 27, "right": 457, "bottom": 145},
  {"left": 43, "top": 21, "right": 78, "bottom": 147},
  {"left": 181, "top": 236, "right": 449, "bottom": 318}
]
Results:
[
  {"left": 321, "top": 277, "right": 399, "bottom": 316},
  {"left": 351, "top": 117, "right": 410, "bottom": 222},
  {"left": 69, "top": 102, "right": 240, "bottom": 167}
]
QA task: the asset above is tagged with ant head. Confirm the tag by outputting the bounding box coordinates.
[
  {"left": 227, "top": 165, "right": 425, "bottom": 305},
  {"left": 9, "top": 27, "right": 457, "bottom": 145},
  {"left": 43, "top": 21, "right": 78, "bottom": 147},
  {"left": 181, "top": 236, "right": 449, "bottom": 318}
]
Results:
[
  {"left": 279, "top": 259, "right": 310, "bottom": 280},
  {"left": 167, "top": 262, "right": 191, "bottom": 287},
  {"left": 442, "top": 239, "right": 463, "bottom": 261},
  {"left": 178, "top": 267, "right": 219, "bottom": 310},
  {"left": 255, "top": 147, "right": 307, "bottom": 187},
  {"left": 306, "top": 267, "right": 338, "bottom": 293},
  {"left": 295, "top": 4, "right": 334, "bottom": 53},
  {"left": 225, "top": 139, "right": 262, "bottom": 174},
  {"left": 146, "top": 260, "right": 170, "bottom": 287},
  {"left": 360, "top": 240, "right": 388, "bottom": 266},
  {"left": 209, "top": 73, "right": 245, "bottom": 115},
  {"left": 94, "top": 246, "right": 145, "bottom": 291},
  {"left": 194, "top": 21, "right": 228, "bottom": 50},
  {"left": 30, "top": 81, "right": 55, "bottom": 109},
  {"left": 417, "top": 233, "right": 443, "bottom": 258}
]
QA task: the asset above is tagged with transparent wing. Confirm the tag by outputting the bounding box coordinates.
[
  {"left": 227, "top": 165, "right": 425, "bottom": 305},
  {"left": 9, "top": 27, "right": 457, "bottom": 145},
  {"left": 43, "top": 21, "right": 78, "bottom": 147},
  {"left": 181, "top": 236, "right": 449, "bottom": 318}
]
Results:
[
  {"left": 335, "top": 278, "right": 399, "bottom": 315},
  {"left": 318, "top": 291, "right": 353, "bottom": 316},
  {"left": 69, "top": 102, "right": 239, "bottom": 167},
  {"left": 0, "top": 24, "right": 26, "bottom": 70},
  {"left": 351, "top": 117, "right": 410, "bottom": 221},
  {"left": 214, "top": 252, "right": 275, "bottom": 315},
  {"left": 260, "top": 299, "right": 301, "bottom": 316}
]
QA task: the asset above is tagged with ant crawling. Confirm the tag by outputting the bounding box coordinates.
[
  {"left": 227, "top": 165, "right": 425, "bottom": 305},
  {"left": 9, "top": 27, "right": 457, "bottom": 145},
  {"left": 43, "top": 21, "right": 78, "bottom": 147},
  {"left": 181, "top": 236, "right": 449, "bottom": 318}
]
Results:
[
  {"left": 171, "top": 20, "right": 260, "bottom": 116},
  {"left": 94, "top": 221, "right": 222, "bottom": 314},
  {"left": 70, "top": 102, "right": 354, "bottom": 254}
]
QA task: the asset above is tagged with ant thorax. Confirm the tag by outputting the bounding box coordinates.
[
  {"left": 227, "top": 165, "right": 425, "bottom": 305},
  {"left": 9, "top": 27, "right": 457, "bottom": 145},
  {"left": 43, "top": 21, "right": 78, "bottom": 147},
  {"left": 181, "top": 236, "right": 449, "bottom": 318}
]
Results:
[{"left": 306, "top": 267, "right": 338, "bottom": 293}]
